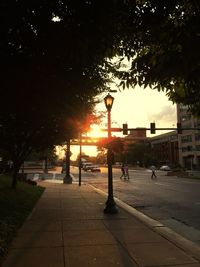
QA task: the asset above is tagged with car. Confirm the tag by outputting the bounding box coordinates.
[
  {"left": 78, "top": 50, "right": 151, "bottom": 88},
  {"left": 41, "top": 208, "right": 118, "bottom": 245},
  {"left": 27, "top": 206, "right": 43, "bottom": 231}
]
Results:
[
  {"left": 90, "top": 165, "right": 101, "bottom": 172},
  {"left": 82, "top": 162, "right": 94, "bottom": 171},
  {"left": 83, "top": 163, "right": 101, "bottom": 172},
  {"left": 159, "top": 165, "right": 171, "bottom": 171}
]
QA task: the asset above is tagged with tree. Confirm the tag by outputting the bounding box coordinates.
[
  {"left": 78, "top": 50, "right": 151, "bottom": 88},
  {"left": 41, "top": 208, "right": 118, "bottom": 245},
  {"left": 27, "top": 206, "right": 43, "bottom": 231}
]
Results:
[
  {"left": 116, "top": 1, "right": 200, "bottom": 115},
  {"left": 0, "top": 0, "right": 119, "bottom": 188},
  {"left": 0, "top": 90, "right": 100, "bottom": 188},
  {"left": 126, "top": 142, "right": 156, "bottom": 167},
  {"left": 2, "top": 0, "right": 200, "bottom": 188},
  {"left": 62, "top": 111, "right": 101, "bottom": 183},
  {"left": 97, "top": 137, "right": 124, "bottom": 164},
  {"left": 24, "top": 147, "right": 58, "bottom": 173},
  {"left": 96, "top": 150, "right": 107, "bottom": 165}
]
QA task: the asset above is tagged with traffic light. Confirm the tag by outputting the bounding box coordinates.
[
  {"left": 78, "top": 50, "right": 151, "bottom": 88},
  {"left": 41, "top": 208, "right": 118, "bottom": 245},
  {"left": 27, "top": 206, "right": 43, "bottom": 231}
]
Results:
[
  {"left": 177, "top": 122, "right": 182, "bottom": 134},
  {"left": 150, "top": 122, "right": 156, "bottom": 134},
  {"left": 122, "top": 123, "right": 128, "bottom": 135}
]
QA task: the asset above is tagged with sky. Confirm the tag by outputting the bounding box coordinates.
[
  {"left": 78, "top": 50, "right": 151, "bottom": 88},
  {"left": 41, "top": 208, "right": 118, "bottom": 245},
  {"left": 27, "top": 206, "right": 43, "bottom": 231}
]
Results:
[
  {"left": 66, "top": 85, "right": 177, "bottom": 160},
  {"left": 96, "top": 86, "right": 177, "bottom": 131}
]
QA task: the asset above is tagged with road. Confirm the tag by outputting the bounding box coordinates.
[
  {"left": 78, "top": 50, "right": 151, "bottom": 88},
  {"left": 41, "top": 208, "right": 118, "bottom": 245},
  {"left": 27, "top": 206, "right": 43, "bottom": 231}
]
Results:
[{"left": 71, "top": 166, "right": 200, "bottom": 245}]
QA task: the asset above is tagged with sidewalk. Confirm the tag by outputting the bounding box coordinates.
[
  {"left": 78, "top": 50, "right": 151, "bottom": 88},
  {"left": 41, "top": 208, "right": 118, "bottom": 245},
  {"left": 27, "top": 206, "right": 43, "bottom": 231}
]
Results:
[{"left": 2, "top": 181, "right": 200, "bottom": 267}]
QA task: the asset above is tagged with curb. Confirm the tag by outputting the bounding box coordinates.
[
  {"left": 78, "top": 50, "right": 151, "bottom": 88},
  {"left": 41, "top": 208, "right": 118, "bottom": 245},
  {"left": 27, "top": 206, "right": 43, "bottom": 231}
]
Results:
[{"left": 90, "top": 185, "right": 200, "bottom": 261}]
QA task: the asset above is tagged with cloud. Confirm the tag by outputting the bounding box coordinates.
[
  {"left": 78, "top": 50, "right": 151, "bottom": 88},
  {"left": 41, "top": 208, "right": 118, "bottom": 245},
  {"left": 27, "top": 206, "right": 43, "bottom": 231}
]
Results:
[{"left": 147, "top": 105, "right": 177, "bottom": 126}]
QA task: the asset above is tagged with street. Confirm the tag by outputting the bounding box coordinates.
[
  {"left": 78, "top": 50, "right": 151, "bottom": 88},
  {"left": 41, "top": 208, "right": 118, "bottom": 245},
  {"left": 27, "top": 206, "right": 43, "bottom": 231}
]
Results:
[{"left": 71, "top": 166, "right": 200, "bottom": 245}]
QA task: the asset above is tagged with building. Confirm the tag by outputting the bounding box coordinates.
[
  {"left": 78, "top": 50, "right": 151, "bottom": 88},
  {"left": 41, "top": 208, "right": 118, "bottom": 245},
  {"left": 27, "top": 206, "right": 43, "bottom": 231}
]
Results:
[
  {"left": 121, "top": 105, "right": 200, "bottom": 169},
  {"left": 148, "top": 104, "right": 200, "bottom": 169},
  {"left": 123, "top": 127, "right": 179, "bottom": 167},
  {"left": 177, "top": 104, "right": 200, "bottom": 170},
  {"left": 150, "top": 131, "right": 179, "bottom": 167},
  {"left": 124, "top": 128, "right": 147, "bottom": 146}
]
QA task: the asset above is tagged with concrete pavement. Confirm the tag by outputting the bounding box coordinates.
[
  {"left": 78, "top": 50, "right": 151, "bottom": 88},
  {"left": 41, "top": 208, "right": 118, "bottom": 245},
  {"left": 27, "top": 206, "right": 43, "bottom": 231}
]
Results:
[{"left": 2, "top": 180, "right": 200, "bottom": 267}]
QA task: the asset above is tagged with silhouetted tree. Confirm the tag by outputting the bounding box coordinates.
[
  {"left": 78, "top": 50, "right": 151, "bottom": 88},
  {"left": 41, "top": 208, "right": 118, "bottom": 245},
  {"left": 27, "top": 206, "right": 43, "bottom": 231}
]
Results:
[
  {"left": 126, "top": 142, "right": 156, "bottom": 167},
  {"left": 1, "top": 0, "right": 200, "bottom": 187},
  {"left": 116, "top": 1, "right": 200, "bottom": 114},
  {"left": 0, "top": 0, "right": 117, "bottom": 187}
]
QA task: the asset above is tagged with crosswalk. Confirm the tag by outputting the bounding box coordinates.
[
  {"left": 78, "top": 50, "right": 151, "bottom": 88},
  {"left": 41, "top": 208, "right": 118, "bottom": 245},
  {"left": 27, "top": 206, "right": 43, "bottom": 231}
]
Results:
[{"left": 27, "top": 172, "right": 65, "bottom": 181}]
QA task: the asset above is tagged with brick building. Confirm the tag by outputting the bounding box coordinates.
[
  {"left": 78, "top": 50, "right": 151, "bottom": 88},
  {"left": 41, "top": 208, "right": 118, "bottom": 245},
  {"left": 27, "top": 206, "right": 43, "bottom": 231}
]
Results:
[
  {"left": 124, "top": 128, "right": 147, "bottom": 146},
  {"left": 150, "top": 131, "right": 179, "bottom": 167},
  {"left": 177, "top": 104, "right": 200, "bottom": 170}
]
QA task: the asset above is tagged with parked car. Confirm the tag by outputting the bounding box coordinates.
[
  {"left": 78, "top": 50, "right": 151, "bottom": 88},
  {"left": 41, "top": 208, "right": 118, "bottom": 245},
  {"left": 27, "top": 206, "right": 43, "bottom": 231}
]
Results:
[{"left": 159, "top": 165, "right": 171, "bottom": 171}]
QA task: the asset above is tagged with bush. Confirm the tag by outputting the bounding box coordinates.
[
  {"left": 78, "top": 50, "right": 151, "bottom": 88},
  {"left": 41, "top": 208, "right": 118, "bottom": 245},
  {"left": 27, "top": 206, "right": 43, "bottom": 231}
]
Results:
[{"left": 26, "top": 179, "right": 37, "bottom": 186}]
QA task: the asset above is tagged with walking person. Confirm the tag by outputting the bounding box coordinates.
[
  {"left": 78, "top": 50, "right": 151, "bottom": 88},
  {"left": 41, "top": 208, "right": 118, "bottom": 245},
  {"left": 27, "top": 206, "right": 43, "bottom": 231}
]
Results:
[
  {"left": 151, "top": 165, "right": 157, "bottom": 179},
  {"left": 124, "top": 164, "right": 129, "bottom": 180},
  {"left": 120, "top": 164, "right": 126, "bottom": 179}
]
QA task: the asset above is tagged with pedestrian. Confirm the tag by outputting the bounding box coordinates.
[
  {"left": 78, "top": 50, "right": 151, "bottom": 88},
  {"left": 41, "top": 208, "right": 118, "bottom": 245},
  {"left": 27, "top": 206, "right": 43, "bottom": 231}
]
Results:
[
  {"left": 151, "top": 165, "right": 157, "bottom": 179},
  {"left": 124, "top": 164, "right": 129, "bottom": 180},
  {"left": 120, "top": 164, "right": 125, "bottom": 179}
]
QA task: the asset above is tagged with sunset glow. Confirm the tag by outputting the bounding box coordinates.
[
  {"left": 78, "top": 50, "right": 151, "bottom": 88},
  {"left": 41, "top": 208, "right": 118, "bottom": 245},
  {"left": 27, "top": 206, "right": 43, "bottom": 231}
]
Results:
[
  {"left": 87, "top": 125, "right": 106, "bottom": 138},
  {"left": 59, "top": 86, "right": 176, "bottom": 160}
]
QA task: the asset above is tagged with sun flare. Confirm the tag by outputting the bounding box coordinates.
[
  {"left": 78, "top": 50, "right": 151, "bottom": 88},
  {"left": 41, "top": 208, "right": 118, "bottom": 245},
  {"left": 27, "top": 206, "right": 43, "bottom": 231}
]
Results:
[{"left": 87, "top": 125, "right": 105, "bottom": 138}]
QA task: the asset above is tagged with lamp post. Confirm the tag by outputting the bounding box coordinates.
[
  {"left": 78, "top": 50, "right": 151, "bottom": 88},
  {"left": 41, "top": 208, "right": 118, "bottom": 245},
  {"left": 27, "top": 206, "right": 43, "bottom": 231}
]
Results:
[
  {"left": 104, "top": 93, "right": 118, "bottom": 214},
  {"left": 79, "top": 133, "right": 82, "bottom": 186}
]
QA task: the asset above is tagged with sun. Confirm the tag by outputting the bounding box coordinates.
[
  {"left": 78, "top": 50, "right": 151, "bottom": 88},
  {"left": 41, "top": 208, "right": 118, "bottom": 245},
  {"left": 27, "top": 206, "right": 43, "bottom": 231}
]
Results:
[{"left": 87, "top": 125, "right": 105, "bottom": 138}]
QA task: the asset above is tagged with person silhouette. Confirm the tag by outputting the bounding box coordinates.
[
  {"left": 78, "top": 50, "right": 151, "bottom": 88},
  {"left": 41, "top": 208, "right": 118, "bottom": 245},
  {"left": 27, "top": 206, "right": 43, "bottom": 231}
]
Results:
[
  {"left": 151, "top": 165, "right": 157, "bottom": 179},
  {"left": 124, "top": 165, "right": 129, "bottom": 180},
  {"left": 120, "top": 164, "right": 125, "bottom": 179}
]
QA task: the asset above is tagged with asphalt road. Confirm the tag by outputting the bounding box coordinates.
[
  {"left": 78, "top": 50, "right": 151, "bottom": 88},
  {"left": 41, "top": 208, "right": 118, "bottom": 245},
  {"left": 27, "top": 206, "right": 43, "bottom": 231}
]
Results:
[{"left": 72, "top": 166, "right": 200, "bottom": 245}]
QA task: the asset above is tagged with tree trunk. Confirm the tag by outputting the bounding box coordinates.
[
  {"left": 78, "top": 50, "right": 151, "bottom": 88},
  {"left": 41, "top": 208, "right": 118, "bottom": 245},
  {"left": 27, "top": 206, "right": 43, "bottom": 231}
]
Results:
[
  {"left": 43, "top": 156, "right": 48, "bottom": 173},
  {"left": 63, "top": 139, "right": 72, "bottom": 184},
  {"left": 65, "top": 141, "right": 70, "bottom": 177},
  {"left": 11, "top": 162, "right": 21, "bottom": 189}
]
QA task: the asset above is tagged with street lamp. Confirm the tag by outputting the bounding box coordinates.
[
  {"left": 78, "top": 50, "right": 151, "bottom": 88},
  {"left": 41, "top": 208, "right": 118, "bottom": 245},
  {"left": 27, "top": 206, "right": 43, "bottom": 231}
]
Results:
[
  {"left": 104, "top": 93, "right": 118, "bottom": 214},
  {"left": 79, "top": 132, "right": 82, "bottom": 186}
]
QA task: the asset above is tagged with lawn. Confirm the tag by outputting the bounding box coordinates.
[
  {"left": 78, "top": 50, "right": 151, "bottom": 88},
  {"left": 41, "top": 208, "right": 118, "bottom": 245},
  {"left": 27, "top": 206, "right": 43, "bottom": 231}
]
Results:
[{"left": 0, "top": 175, "right": 44, "bottom": 264}]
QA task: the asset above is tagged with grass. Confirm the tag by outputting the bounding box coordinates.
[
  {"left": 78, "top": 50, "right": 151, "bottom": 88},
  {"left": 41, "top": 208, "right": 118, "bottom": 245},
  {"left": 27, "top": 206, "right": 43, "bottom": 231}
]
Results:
[
  {"left": 187, "top": 175, "right": 200, "bottom": 180},
  {"left": 0, "top": 174, "right": 44, "bottom": 264}
]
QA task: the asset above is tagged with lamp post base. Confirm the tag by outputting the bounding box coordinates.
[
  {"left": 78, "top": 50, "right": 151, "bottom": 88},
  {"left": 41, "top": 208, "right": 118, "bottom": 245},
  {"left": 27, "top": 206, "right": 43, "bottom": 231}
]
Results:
[
  {"left": 104, "top": 198, "right": 118, "bottom": 214},
  {"left": 63, "top": 175, "right": 73, "bottom": 184}
]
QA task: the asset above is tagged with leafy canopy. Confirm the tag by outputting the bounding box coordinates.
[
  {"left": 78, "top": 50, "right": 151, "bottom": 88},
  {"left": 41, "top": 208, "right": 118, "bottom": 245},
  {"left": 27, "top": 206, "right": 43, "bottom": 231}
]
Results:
[
  {"left": 116, "top": 1, "right": 200, "bottom": 114},
  {"left": 1, "top": 0, "right": 200, "bottom": 168}
]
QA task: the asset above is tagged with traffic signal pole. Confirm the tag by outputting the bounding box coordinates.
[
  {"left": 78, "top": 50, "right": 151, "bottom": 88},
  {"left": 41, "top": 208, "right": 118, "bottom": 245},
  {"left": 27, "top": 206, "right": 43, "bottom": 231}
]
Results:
[{"left": 104, "top": 125, "right": 200, "bottom": 135}]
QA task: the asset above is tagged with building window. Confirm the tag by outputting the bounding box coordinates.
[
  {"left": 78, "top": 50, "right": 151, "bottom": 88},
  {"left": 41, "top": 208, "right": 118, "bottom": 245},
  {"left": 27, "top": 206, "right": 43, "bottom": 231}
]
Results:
[
  {"left": 180, "top": 114, "right": 191, "bottom": 122},
  {"left": 196, "top": 145, "right": 200, "bottom": 151},
  {"left": 195, "top": 133, "right": 200, "bottom": 141},
  {"left": 182, "top": 145, "right": 193, "bottom": 152},
  {"left": 182, "top": 122, "right": 192, "bottom": 128},
  {"left": 181, "top": 135, "right": 192, "bottom": 143},
  {"left": 179, "top": 104, "right": 189, "bottom": 112},
  {"left": 170, "top": 135, "right": 178, "bottom": 141},
  {"left": 194, "top": 120, "right": 200, "bottom": 128}
]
